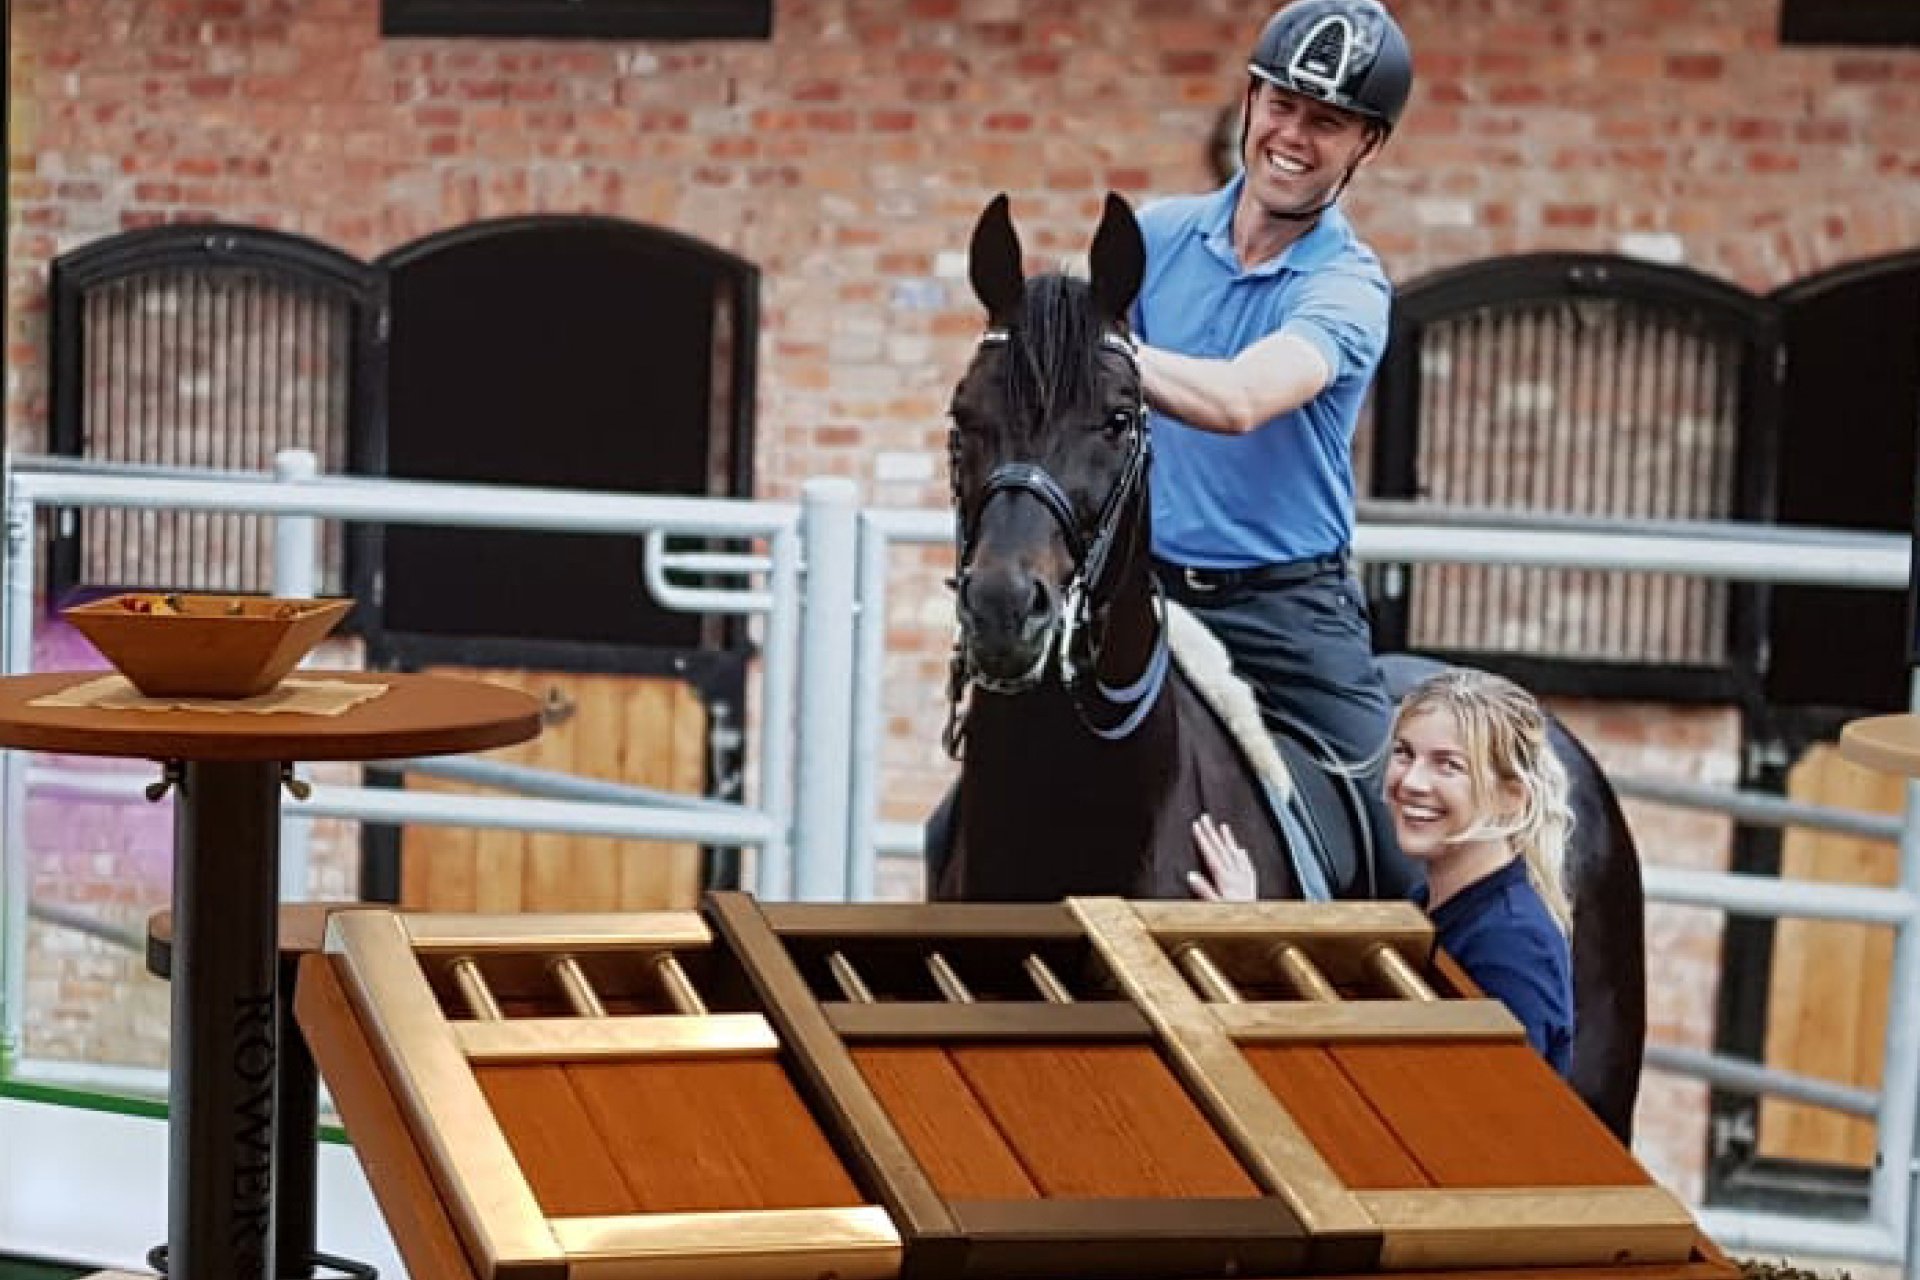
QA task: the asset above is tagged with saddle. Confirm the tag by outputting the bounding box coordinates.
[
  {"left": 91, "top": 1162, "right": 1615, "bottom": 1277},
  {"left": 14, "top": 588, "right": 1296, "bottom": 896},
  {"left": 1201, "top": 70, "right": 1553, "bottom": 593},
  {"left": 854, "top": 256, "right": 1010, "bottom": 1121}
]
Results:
[{"left": 1164, "top": 602, "right": 1379, "bottom": 901}]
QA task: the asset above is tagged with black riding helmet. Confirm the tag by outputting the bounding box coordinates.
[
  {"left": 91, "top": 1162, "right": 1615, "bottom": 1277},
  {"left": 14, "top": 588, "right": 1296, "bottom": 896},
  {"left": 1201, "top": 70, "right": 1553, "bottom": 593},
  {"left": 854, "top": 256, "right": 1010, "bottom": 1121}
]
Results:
[{"left": 1248, "top": 0, "right": 1413, "bottom": 135}]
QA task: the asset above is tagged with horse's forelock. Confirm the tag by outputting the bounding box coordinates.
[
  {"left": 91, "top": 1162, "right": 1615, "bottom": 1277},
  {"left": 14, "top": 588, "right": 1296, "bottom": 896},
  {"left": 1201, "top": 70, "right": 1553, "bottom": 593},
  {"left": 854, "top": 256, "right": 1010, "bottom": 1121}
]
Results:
[{"left": 994, "top": 273, "right": 1111, "bottom": 438}]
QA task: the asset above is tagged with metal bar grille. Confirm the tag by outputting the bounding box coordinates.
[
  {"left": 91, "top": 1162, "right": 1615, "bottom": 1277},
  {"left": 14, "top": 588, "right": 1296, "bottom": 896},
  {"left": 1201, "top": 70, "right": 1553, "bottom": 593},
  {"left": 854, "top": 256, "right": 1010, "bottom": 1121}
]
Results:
[
  {"left": 75, "top": 266, "right": 354, "bottom": 595},
  {"left": 1406, "top": 297, "right": 1744, "bottom": 667}
]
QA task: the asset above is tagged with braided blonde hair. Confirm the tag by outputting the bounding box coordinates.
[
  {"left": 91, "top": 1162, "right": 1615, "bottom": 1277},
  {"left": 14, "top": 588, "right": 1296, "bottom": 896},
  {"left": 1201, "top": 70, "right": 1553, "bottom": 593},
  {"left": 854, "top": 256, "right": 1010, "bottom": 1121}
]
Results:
[{"left": 1394, "top": 669, "right": 1575, "bottom": 936}]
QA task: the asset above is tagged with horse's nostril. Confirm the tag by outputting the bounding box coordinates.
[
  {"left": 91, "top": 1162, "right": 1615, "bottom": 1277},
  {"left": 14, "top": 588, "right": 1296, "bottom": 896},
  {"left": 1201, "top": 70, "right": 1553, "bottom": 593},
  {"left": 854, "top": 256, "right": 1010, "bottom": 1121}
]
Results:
[{"left": 1028, "top": 579, "right": 1051, "bottom": 622}]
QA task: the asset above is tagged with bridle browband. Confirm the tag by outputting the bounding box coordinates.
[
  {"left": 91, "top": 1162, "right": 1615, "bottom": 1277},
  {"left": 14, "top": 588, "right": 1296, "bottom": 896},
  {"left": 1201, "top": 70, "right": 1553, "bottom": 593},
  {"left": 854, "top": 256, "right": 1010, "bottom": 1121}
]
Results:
[{"left": 944, "top": 324, "right": 1164, "bottom": 757}]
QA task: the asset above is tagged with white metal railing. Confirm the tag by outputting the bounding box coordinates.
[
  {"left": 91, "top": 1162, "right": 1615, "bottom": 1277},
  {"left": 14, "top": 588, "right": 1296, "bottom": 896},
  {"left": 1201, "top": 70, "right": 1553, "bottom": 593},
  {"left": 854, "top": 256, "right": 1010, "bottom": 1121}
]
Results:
[
  {"left": 1, "top": 457, "right": 870, "bottom": 1084},
  {"left": 4, "top": 454, "right": 1917, "bottom": 1272}
]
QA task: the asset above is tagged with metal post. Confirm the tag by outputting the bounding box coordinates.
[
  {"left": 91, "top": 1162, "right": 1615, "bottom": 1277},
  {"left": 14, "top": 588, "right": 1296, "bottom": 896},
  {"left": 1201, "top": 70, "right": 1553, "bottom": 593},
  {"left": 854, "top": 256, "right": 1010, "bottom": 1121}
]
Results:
[
  {"left": 793, "top": 478, "right": 858, "bottom": 902},
  {"left": 271, "top": 450, "right": 319, "bottom": 905},
  {"left": 167, "top": 759, "right": 282, "bottom": 1280},
  {"left": 0, "top": 491, "right": 34, "bottom": 1072},
  {"left": 1877, "top": 674, "right": 1920, "bottom": 1279},
  {"left": 754, "top": 524, "right": 802, "bottom": 899},
  {"left": 845, "top": 512, "right": 890, "bottom": 901}
]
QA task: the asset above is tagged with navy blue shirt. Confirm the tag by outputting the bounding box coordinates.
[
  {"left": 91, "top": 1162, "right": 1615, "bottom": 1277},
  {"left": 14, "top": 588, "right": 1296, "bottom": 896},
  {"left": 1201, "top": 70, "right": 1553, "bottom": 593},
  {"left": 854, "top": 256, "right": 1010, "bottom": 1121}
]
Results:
[{"left": 1416, "top": 857, "right": 1574, "bottom": 1076}]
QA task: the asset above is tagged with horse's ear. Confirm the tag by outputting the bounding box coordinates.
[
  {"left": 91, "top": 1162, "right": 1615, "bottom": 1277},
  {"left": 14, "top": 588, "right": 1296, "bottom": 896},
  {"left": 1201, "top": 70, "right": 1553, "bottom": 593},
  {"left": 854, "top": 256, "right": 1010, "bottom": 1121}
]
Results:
[
  {"left": 1088, "top": 191, "right": 1145, "bottom": 323},
  {"left": 968, "top": 193, "right": 1026, "bottom": 322}
]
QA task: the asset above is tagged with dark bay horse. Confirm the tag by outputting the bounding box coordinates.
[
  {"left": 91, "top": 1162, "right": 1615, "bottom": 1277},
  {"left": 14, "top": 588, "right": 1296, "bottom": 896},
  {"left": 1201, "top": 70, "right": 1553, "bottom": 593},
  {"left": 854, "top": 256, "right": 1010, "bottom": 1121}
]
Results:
[{"left": 931, "top": 191, "right": 1647, "bottom": 1143}]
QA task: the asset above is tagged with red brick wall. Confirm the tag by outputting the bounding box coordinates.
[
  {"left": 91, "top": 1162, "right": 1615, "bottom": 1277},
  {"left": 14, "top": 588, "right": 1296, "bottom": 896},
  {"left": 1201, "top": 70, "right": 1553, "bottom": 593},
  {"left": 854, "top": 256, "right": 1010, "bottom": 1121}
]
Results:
[{"left": 8, "top": 0, "right": 1919, "bottom": 1201}]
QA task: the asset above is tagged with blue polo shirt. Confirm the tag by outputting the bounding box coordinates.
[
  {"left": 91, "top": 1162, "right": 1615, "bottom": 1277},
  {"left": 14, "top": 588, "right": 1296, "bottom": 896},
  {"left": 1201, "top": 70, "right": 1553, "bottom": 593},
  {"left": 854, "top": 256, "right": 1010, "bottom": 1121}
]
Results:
[
  {"left": 1416, "top": 857, "right": 1575, "bottom": 1076},
  {"left": 1134, "top": 176, "right": 1390, "bottom": 569}
]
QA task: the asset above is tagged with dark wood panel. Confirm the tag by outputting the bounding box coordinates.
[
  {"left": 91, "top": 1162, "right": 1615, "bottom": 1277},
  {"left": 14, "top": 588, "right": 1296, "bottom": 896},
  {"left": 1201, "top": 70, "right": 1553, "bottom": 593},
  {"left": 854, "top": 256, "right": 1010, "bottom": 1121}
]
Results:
[
  {"left": 854, "top": 1045, "right": 1040, "bottom": 1201},
  {"left": 473, "top": 1063, "right": 635, "bottom": 1215},
  {"left": 952, "top": 1045, "right": 1260, "bottom": 1199},
  {"left": 1334, "top": 1042, "right": 1650, "bottom": 1188},
  {"left": 567, "top": 1056, "right": 866, "bottom": 1211},
  {"left": 1242, "top": 1045, "right": 1430, "bottom": 1190}
]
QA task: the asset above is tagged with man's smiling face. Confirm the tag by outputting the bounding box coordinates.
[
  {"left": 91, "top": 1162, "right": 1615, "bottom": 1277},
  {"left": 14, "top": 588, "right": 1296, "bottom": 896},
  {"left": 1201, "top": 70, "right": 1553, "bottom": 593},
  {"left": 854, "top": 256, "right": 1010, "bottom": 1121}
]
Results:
[{"left": 1239, "top": 81, "right": 1376, "bottom": 218}]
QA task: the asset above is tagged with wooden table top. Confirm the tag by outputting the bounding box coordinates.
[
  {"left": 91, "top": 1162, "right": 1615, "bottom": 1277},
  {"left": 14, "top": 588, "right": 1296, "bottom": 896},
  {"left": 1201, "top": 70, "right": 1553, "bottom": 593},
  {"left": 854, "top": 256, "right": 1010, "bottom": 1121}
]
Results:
[
  {"left": 1839, "top": 712, "right": 1920, "bottom": 780},
  {"left": 0, "top": 670, "right": 542, "bottom": 762}
]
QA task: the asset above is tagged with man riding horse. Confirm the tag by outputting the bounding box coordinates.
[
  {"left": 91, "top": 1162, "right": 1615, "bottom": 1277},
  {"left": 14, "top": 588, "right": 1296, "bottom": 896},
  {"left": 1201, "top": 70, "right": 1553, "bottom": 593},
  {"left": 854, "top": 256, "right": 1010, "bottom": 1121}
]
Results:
[{"left": 1139, "top": 0, "right": 1417, "bottom": 893}]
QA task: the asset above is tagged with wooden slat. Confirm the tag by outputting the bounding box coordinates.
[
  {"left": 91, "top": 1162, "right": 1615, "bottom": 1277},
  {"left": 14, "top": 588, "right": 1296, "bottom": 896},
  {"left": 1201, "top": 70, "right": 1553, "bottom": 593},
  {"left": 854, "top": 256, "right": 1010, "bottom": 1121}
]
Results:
[
  {"left": 1242, "top": 1045, "right": 1430, "bottom": 1190},
  {"left": 1761, "top": 742, "right": 1896, "bottom": 1165},
  {"left": 524, "top": 670, "right": 577, "bottom": 912},
  {"left": 565, "top": 1057, "right": 867, "bottom": 1212},
  {"left": 567, "top": 672, "right": 622, "bottom": 911},
  {"left": 951, "top": 1044, "right": 1262, "bottom": 1199},
  {"left": 408, "top": 772, "right": 478, "bottom": 911},
  {"left": 1333, "top": 1042, "right": 1651, "bottom": 1188},
  {"left": 473, "top": 1063, "right": 635, "bottom": 1216},
  {"left": 853, "top": 1045, "right": 1041, "bottom": 1201}
]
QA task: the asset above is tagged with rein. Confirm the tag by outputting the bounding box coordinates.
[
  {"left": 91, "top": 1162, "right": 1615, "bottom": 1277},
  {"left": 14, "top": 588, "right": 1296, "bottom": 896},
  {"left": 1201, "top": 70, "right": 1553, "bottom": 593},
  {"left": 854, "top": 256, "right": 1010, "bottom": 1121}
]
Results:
[{"left": 944, "top": 325, "right": 1163, "bottom": 757}]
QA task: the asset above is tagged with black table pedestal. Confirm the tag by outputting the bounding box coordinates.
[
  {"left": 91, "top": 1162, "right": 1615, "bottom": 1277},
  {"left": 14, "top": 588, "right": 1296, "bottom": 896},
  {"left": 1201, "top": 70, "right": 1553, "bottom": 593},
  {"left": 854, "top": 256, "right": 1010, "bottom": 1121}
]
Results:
[{"left": 167, "top": 758, "right": 282, "bottom": 1280}]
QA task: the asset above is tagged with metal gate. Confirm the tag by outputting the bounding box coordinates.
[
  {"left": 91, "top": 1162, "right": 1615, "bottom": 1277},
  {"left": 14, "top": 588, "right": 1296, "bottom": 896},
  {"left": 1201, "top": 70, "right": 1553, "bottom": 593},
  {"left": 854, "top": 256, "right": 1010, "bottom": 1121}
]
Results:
[
  {"left": 1369, "top": 254, "right": 1780, "bottom": 702},
  {"left": 47, "top": 225, "right": 385, "bottom": 605}
]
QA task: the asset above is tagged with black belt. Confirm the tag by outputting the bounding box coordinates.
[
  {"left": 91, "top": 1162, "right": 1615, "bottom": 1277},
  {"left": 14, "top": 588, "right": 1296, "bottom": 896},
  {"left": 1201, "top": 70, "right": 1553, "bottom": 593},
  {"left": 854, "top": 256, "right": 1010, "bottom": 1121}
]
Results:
[{"left": 1153, "top": 551, "right": 1349, "bottom": 596}]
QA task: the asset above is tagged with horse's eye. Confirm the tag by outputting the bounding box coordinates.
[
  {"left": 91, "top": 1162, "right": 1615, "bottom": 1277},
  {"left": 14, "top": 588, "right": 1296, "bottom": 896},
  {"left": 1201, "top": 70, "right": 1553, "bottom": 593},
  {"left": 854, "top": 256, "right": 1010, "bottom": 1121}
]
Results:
[{"left": 1102, "top": 408, "right": 1134, "bottom": 437}]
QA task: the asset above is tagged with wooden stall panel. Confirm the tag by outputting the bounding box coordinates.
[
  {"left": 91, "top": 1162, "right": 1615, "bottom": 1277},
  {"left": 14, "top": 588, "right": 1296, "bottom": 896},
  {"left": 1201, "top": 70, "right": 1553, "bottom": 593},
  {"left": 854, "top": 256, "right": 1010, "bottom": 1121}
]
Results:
[
  {"left": 1762, "top": 743, "right": 1897, "bottom": 1167},
  {"left": 403, "top": 668, "right": 707, "bottom": 914}
]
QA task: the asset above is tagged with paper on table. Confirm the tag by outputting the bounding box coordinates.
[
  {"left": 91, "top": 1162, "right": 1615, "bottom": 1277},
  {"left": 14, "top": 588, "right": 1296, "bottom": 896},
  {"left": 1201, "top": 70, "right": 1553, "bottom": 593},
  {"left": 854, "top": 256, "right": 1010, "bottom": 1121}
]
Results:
[{"left": 29, "top": 674, "right": 389, "bottom": 717}]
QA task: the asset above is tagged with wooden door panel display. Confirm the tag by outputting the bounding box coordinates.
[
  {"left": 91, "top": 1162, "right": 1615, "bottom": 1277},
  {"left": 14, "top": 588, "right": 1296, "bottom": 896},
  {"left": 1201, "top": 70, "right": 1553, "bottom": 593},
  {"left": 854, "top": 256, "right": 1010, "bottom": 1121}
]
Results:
[
  {"left": 323, "top": 896, "right": 1718, "bottom": 1280},
  {"left": 1082, "top": 899, "right": 1699, "bottom": 1272},
  {"left": 327, "top": 910, "right": 900, "bottom": 1280},
  {"left": 706, "top": 894, "right": 1324, "bottom": 1280}
]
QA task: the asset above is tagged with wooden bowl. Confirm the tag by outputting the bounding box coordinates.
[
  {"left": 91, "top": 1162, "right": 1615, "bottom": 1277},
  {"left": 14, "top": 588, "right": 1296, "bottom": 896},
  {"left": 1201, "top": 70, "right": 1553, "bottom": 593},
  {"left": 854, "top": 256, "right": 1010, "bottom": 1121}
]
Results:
[{"left": 61, "top": 592, "right": 353, "bottom": 699}]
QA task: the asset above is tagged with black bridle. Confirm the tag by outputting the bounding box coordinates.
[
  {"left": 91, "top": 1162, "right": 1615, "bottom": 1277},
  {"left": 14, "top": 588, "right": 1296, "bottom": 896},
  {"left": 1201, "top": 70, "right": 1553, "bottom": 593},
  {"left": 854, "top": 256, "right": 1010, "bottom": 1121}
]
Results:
[{"left": 944, "top": 325, "right": 1164, "bottom": 756}]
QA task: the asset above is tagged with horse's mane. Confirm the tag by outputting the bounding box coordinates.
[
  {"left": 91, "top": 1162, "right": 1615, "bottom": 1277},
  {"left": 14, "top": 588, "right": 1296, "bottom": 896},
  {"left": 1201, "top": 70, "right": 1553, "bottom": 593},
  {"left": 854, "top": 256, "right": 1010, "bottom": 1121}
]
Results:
[{"left": 998, "top": 274, "right": 1109, "bottom": 435}]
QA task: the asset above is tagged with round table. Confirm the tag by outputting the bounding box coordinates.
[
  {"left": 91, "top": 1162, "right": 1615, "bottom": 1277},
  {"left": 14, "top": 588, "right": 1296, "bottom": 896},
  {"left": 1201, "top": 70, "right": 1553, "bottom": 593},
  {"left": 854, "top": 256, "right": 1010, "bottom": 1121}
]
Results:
[
  {"left": 0, "top": 671, "right": 541, "bottom": 1280},
  {"left": 1839, "top": 712, "right": 1920, "bottom": 779}
]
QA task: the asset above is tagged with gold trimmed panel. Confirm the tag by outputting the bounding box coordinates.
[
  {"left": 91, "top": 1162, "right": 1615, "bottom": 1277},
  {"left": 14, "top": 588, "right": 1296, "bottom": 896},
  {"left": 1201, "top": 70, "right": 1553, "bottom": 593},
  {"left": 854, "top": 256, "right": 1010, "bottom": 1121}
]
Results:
[
  {"left": 555, "top": 1207, "right": 902, "bottom": 1280},
  {"left": 1214, "top": 1000, "right": 1524, "bottom": 1043},
  {"left": 1360, "top": 1186, "right": 1698, "bottom": 1270},
  {"left": 396, "top": 911, "right": 714, "bottom": 952},
  {"left": 329, "top": 911, "right": 562, "bottom": 1274},
  {"left": 1069, "top": 897, "right": 1371, "bottom": 1237},
  {"left": 1132, "top": 901, "right": 1439, "bottom": 989},
  {"left": 454, "top": 1013, "right": 779, "bottom": 1062}
]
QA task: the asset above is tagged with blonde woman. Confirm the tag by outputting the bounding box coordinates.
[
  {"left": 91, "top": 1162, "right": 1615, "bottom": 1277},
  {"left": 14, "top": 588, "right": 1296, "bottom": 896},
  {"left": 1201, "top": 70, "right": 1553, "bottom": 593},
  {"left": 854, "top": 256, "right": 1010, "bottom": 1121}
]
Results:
[{"left": 1191, "top": 667, "right": 1575, "bottom": 1075}]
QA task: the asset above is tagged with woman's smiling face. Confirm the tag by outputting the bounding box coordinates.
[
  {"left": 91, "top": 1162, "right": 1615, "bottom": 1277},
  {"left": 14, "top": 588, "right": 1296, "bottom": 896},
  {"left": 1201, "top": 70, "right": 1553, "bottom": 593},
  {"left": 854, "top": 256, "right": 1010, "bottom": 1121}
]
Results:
[{"left": 1384, "top": 705, "right": 1511, "bottom": 862}]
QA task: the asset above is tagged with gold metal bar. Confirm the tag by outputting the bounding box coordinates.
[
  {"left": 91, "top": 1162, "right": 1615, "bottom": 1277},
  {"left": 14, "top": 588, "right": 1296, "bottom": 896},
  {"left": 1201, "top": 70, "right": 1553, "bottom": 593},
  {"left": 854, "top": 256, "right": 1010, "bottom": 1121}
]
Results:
[
  {"left": 553, "top": 1206, "right": 901, "bottom": 1280},
  {"left": 328, "top": 912, "right": 561, "bottom": 1273},
  {"left": 550, "top": 954, "right": 606, "bottom": 1018},
  {"left": 456, "top": 1015, "right": 780, "bottom": 1062},
  {"left": 826, "top": 950, "right": 874, "bottom": 1003},
  {"left": 449, "top": 956, "right": 503, "bottom": 1021},
  {"left": 1174, "top": 942, "right": 1243, "bottom": 1005},
  {"left": 1215, "top": 1001, "right": 1524, "bottom": 1043},
  {"left": 1270, "top": 942, "right": 1340, "bottom": 1003},
  {"left": 652, "top": 951, "right": 708, "bottom": 1016},
  {"left": 1369, "top": 943, "right": 1438, "bottom": 1002},
  {"left": 925, "top": 950, "right": 974, "bottom": 1004},
  {"left": 1023, "top": 953, "right": 1075, "bottom": 1003},
  {"left": 1358, "top": 1186, "right": 1697, "bottom": 1270},
  {"left": 1131, "top": 900, "right": 1436, "bottom": 986},
  {"left": 400, "top": 910, "right": 713, "bottom": 953},
  {"left": 1069, "top": 898, "right": 1369, "bottom": 1236}
]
